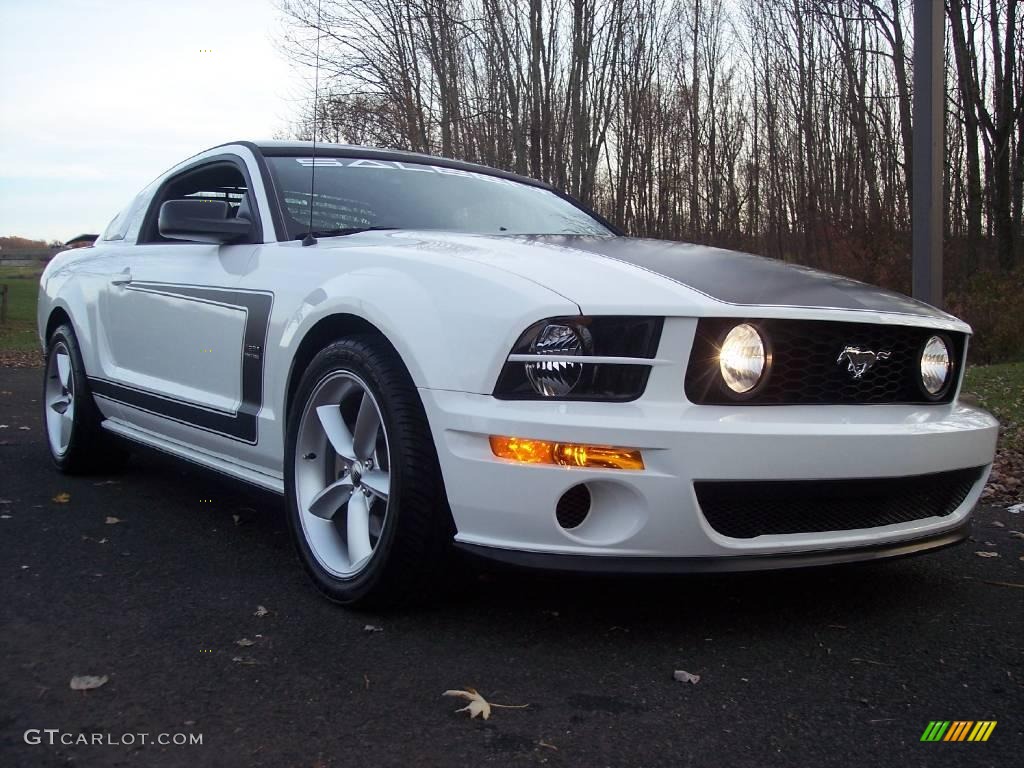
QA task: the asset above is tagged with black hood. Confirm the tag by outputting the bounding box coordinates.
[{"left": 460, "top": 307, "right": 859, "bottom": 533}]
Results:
[{"left": 525, "top": 235, "right": 951, "bottom": 321}]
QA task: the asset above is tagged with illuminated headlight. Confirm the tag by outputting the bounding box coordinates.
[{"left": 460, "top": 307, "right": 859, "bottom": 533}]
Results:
[
  {"left": 719, "top": 323, "right": 767, "bottom": 394},
  {"left": 920, "top": 335, "right": 952, "bottom": 396},
  {"left": 524, "top": 323, "right": 593, "bottom": 396}
]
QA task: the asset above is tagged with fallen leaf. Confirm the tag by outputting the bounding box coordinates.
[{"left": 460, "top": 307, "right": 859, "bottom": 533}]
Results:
[
  {"left": 673, "top": 670, "right": 701, "bottom": 684},
  {"left": 991, "top": 521, "right": 1006, "bottom": 528},
  {"left": 0, "top": 499, "right": 11, "bottom": 504},
  {"left": 0, "top": 425, "right": 7, "bottom": 429},
  {"left": 254, "top": 605, "right": 269, "bottom": 617},
  {"left": 105, "top": 516, "right": 121, "bottom": 525},
  {"left": 235, "top": 638, "right": 255, "bottom": 647},
  {"left": 975, "top": 551, "right": 999, "bottom": 558},
  {"left": 538, "top": 740, "right": 558, "bottom": 751},
  {"left": 444, "top": 688, "right": 491, "bottom": 720},
  {"left": 232, "top": 514, "right": 240, "bottom": 526},
  {"left": 231, "top": 656, "right": 257, "bottom": 665},
  {"left": 363, "top": 624, "right": 384, "bottom": 633},
  {"left": 70, "top": 675, "right": 109, "bottom": 691},
  {"left": 443, "top": 688, "right": 529, "bottom": 720},
  {"left": 1008, "top": 503, "right": 1024, "bottom": 514},
  {"left": 18, "top": 426, "right": 30, "bottom": 431},
  {"left": 52, "top": 493, "right": 70, "bottom": 504},
  {"left": 364, "top": 673, "right": 370, "bottom": 690},
  {"left": 1008, "top": 531, "right": 1024, "bottom": 539},
  {"left": 1, "top": 514, "right": 11, "bottom": 519}
]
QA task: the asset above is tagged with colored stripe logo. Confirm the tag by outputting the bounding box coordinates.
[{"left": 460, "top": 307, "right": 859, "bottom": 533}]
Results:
[{"left": 920, "top": 721, "right": 996, "bottom": 742}]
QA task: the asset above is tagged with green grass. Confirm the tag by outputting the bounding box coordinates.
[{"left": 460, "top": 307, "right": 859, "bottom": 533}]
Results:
[
  {"left": 963, "top": 361, "right": 1024, "bottom": 451},
  {"left": 0, "top": 266, "right": 43, "bottom": 352}
]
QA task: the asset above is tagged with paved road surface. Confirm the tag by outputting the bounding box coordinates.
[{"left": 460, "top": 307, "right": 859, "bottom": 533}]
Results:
[{"left": 1, "top": 367, "right": 1021, "bottom": 767}]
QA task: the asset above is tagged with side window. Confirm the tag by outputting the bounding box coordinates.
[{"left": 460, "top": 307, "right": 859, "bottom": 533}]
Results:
[
  {"left": 138, "top": 158, "right": 258, "bottom": 244},
  {"left": 100, "top": 207, "right": 131, "bottom": 242}
]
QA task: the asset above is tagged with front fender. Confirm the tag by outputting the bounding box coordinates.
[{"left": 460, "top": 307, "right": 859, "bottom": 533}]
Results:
[{"left": 275, "top": 251, "right": 579, "bottom": 394}]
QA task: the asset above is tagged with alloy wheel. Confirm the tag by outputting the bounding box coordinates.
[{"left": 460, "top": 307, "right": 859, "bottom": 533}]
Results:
[
  {"left": 294, "top": 371, "right": 392, "bottom": 578},
  {"left": 45, "top": 342, "right": 75, "bottom": 456}
]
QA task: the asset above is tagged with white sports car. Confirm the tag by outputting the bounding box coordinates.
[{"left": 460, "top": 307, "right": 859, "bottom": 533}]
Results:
[{"left": 38, "top": 140, "right": 999, "bottom": 606}]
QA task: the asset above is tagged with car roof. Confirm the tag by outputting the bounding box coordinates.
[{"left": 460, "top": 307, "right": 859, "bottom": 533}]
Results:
[{"left": 213, "top": 139, "right": 554, "bottom": 191}]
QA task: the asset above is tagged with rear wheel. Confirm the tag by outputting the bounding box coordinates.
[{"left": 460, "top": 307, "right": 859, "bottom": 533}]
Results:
[
  {"left": 43, "top": 323, "right": 128, "bottom": 473},
  {"left": 285, "top": 336, "right": 453, "bottom": 607}
]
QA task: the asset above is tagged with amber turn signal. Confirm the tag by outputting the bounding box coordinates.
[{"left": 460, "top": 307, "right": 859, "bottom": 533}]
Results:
[{"left": 489, "top": 435, "right": 644, "bottom": 470}]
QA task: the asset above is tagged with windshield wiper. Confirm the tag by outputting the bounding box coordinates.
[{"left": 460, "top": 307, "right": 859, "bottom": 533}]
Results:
[{"left": 299, "top": 226, "right": 400, "bottom": 240}]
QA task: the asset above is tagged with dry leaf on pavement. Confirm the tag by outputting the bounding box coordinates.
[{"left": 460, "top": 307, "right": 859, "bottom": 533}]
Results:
[
  {"left": 975, "top": 551, "right": 999, "bottom": 558},
  {"left": 235, "top": 638, "right": 255, "bottom": 647},
  {"left": 52, "top": 493, "right": 70, "bottom": 504},
  {"left": 443, "top": 688, "right": 528, "bottom": 720},
  {"left": 673, "top": 670, "right": 701, "bottom": 684},
  {"left": 254, "top": 605, "right": 269, "bottom": 617},
  {"left": 105, "top": 516, "right": 121, "bottom": 525},
  {"left": 70, "top": 675, "right": 109, "bottom": 691},
  {"left": 363, "top": 624, "right": 384, "bottom": 633}
]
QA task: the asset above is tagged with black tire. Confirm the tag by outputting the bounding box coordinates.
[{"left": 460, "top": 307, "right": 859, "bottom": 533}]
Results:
[
  {"left": 284, "top": 335, "right": 454, "bottom": 607},
  {"left": 42, "top": 323, "right": 129, "bottom": 474}
]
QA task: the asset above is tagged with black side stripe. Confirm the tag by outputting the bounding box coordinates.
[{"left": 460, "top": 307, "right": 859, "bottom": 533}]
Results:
[{"left": 89, "top": 282, "right": 273, "bottom": 444}]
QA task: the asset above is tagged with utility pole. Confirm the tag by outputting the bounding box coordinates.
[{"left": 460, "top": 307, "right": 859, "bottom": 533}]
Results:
[{"left": 912, "top": 0, "right": 944, "bottom": 307}]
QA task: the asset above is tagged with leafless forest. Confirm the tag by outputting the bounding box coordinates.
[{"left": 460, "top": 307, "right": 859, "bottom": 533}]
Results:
[{"left": 279, "top": 0, "right": 1023, "bottom": 361}]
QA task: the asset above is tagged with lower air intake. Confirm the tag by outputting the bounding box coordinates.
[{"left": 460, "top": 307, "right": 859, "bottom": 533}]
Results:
[
  {"left": 695, "top": 467, "right": 983, "bottom": 539},
  {"left": 556, "top": 485, "right": 592, "bottom": 530}
]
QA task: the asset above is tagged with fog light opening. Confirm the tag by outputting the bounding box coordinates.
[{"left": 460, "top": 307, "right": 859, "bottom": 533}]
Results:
[{"left": 556, "top": 484, "right": 592, "bottom": 530}]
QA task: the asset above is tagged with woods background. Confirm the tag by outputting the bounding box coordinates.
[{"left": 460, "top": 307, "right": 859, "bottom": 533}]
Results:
[{"left": 278, "top": 0, "right": 1023, "bottom": 362}]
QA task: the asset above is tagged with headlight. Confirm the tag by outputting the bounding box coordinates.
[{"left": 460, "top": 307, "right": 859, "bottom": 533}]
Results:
[
  {"left": 494, "top": 316, "right": 663, "bottom": 401},
  {"left": 718, "top": 323, "right": 767, "bottom": 394},
  {"left": 524, "top": 322, "right": 592, "bottom": 396},
  {"left": 920, "top": 335, "right": 951, "bottom": 396}
]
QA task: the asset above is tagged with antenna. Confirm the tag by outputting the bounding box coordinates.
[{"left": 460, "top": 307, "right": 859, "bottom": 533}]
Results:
[{"left": 301, "top": 0, "right": 323, "bottom": 247}]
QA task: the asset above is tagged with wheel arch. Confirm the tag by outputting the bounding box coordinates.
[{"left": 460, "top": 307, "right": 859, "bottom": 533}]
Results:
[
  {"left": 44, "top": 305, "right": 74, "bottom": 344},
  {"left": 284, "top": 313, "right": 411, "bottom": 425}
]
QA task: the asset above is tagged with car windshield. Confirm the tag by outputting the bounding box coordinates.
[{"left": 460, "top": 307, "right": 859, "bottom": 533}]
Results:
[{"left": 266, "top": 156, "right": 612, "bottom": 239}]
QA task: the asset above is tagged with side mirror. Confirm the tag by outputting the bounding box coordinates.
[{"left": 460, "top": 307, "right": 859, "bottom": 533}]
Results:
[{"left": 158, "top": 199, "right": 252, "bottom": 244}]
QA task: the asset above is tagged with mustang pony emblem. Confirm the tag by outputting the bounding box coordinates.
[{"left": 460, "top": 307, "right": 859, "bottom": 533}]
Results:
[{"left": 836, "top": 346, "right": 892, "bottom": 379}]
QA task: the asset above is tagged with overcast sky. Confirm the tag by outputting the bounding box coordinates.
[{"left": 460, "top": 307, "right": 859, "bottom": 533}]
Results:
[{"left": 0, "top": 0, "right": 304, "bottom": 242}]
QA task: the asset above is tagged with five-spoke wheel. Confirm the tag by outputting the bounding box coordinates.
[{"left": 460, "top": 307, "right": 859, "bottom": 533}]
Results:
[
  {"left": 45, "top": 341, "right": 75, "bottom": 457},
  {"left": 285, "top": 335, "right": 453, "bottom": 606},
  {"left": 42, "top": 322, "right": 129, "bottom": 473},
  {"left": 295, "top": 372, "right": 392, "bottom": 577}
]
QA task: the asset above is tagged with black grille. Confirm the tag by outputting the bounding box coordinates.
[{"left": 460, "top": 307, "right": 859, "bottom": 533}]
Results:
[
  {"left": 685, "top": 318, "right": 966, "bottom": 405},
  {"left": 556, "top": 485, "right": 591, "bottom": 529},
  {"left": 695, "top": 467, "right": 982, "bottom": 539}
]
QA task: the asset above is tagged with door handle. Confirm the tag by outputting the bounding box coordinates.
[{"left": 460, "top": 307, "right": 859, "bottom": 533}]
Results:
[{"left": 110, "top": 269, "right": 132, "bottom": 286}]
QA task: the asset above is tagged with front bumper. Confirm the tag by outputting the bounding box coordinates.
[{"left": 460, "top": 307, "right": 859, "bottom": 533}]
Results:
[{"left": 420, "top": 388, "right": 998, "bottom": 567}]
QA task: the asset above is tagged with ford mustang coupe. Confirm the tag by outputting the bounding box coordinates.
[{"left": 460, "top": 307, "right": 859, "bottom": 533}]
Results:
[{"left": 38, "top": 140, "right": 999, "bottom": 606}]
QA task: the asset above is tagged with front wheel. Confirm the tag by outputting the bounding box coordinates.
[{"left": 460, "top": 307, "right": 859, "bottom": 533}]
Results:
[{"left": 285, "top": 336, "right": 453, "bottom": 607}]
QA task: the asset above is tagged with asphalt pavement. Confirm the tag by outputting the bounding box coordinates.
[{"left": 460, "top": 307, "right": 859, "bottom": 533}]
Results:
[{"left": 1, "top": 366, "right": 1021, "bottom": 767}]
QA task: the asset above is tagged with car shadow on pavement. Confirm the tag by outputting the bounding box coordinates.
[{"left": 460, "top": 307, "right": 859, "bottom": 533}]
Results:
[{"left": 119, "top": 442, "right": 956, "bottom": 641}]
